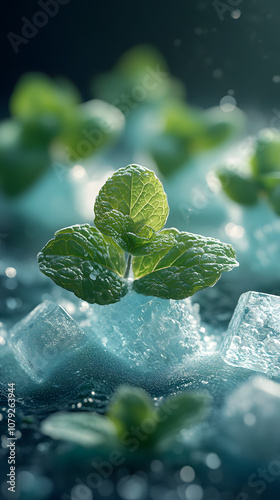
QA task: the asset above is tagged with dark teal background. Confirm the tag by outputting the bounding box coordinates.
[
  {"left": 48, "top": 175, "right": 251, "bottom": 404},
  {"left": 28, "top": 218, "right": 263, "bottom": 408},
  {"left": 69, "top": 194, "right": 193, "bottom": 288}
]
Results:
[{"left": 1, "top": 0, "right": 280, "bottom": 114}]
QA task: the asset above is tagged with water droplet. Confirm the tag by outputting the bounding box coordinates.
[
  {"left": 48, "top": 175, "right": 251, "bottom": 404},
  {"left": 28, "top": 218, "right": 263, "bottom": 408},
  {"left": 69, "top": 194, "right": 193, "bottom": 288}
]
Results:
[
  {"left": 244, "top": 412, "right": 256, "bottom": 426},
  {"left": 225, "top": 222, "right": 245, "bottom": 239},
  {"left": 205, "top": 453, "right": 221, "bottom": 469},
  {"left": 5, "top": 267, "right": 17, "bottom": 278},
  {"left": 231, "top": 9, "right": 241, "bottom": 19},
  {"left": 213, "top": 69, "right": 223, "bottom": 79},
  {"left": 180, "top": 466, "right": 195, "bottom": 483},
  {"left": 185, "top": 484, "right": 203, "bottom": 500},
  {"left": 71, "top": 164, "right": 86, "bottom": 180},
  {"left": 220, "top": 95, "right": 237, "bottom": 112}
]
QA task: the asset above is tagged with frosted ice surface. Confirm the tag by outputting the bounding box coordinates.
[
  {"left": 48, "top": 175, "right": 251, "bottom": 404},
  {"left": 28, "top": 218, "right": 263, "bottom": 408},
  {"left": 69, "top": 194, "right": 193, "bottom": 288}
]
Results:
[
  {"left": 222, "top": 291, "right": 280, "bottom": 376},
  {"left": 78, "top": 291, "right": 212, "bottom": 374},
  {"left": 220, "top": 376, "right": 280, "bottom": 459},
  {"left": 6, "top": 293, "right": 213, "bottom": 389},
  {"left": 8, "top": 301, "right": 88, "bottom": 383}
]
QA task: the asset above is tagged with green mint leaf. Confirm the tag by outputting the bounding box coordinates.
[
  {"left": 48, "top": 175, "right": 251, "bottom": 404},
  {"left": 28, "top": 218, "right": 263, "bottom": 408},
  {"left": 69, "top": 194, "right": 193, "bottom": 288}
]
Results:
[
  {"left": 258, "top": 172, "right": 280, "bottom": 191},
  {"left": 62, "top": 100, "right": 125, "bottom": 162},
  {"left": 10, "top": 73, "right": 80, "bottom": 126},
  {"left": 132, "top": 229, "right": 176, "bottom": 274},
  {"left": 154, "top": 393, "right": 209, "bottom": 445},
  {"left": 37, "top": 224, "right": 128, "bottom": 305},
  {"left": 130, "top": 229, "right": 176, "bottom": 256},
  {"left": 93, "top": 45, "right": 177, "bottom": 105},
  {"left": 251, "top": 129, "right": 280, "bottom": 176},
  {"left": 268, "top": 185, "right": 280, "bottom": 216},
  {"left": 193, "top": 107, "right": 244, "bottom": 151},
  {"left": 0, "top": 120, "right": 51, "bottom": 197},
  {"left": 149, "top": 105, "right": 244, "bottom": 178},
  {"left": 133, "top": 228, "right": 238, "bottom": 299},
  {"left": 107, "top": 386, "right": 154, "bottom": 438},
  {"left": 94, "top": 165, "right": 169, "bottom": 254},
  {"left": 149, "top": 135, "right": 191, "bottom": 177},
  {"left": 41, "top": 412, "right": 118, "bottom": 448},
  {"left": 218, "top": 168, "right": 259, "bottom": 206}
]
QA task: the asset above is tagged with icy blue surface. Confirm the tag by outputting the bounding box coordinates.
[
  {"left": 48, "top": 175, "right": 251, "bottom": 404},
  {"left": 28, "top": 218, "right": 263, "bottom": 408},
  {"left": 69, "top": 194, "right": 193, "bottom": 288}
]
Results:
[
  {"left": 222, "top": 291, "right": 280, "bottom": 376},
  {"left": 8, "top": 301, "right": 88, "bottom": 383},
  {"left": 220, "top": 376, "right": 280, "bottom": 460},
  {"left": 5, "top": 292, "right": 222, "bottom": 392},
  {"left": 77, "top": 291, "right": 214, "bottom": 371}
]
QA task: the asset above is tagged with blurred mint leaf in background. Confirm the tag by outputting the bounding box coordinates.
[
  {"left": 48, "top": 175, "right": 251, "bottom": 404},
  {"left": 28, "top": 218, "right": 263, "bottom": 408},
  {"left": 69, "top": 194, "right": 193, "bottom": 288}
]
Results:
[
  {"left": 218, "top": 128, "right": 280, "bottom": 217},
  {"left": 10, "top": 72, "right": 81, "bottom": 130},
  {"left": 218, "top": 168, "right": 259, "bottom": 206},
  {"left": 62, "top": 99, "right": 125, "bottom": 162},
  {"left": 268, "top": 185, "right": 280, "bottom": 216},
  {"left": 251, "top": 128, "right": 280, "bottom": 177},
  {"left": 93, "top": 44, "right": 185, "bottom": 106},
  {"left": 148, "top": 102, "right": 245, "bottom": 178},
  {"left": 0, "top": 120, "right": 51, "bottom": 197}
]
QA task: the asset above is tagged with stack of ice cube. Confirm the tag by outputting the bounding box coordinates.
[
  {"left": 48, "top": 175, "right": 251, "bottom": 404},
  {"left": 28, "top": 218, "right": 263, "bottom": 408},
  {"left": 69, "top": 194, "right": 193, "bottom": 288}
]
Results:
[{"left": 6, "top": 292, "right": 213, "bottom": 388}]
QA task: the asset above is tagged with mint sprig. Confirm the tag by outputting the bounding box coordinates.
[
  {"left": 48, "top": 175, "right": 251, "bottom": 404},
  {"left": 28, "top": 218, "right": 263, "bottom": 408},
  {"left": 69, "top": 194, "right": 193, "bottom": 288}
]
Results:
[
  {"left": 218, "top": 128, "right": 280, "bottom": 216},
  {"left": 41, "top": 386, "right": 209, "bottom": 460},
  {"left": 38, "top": 164, "right": 238, "bottom": 305}
]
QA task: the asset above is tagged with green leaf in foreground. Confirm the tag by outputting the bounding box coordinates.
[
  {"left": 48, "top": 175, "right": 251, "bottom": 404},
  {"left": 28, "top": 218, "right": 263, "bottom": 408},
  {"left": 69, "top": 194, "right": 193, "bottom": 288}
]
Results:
[
  {"left": 107, "top": 386, "right": 154, "bottom": 437},
  {"left": 41, "top": 387, "right": 210, "bottom": 461},
  {"left": 37, "top": 224, "right": 128, "bottom": 305},
  {"left": 94, "top": 165, "right": 169, "bottom": 254},
  {"left": 133, "top": 228, "right": 238, "bottom": 299},
  {"left": 154, "top": 393, "right": 209, "bottom": 444},
  {"left": 41, "top": 412, "right": 118, "bottom": 448},
  {"left": 218, "top": 168, "right": 259, "bottom": 206}
]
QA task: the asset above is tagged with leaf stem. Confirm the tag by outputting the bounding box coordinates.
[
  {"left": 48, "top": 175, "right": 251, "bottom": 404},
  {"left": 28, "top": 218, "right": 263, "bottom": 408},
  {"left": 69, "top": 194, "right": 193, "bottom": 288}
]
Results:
[{"left": 124, "top": 254, "right": 132, "bottom": 279}]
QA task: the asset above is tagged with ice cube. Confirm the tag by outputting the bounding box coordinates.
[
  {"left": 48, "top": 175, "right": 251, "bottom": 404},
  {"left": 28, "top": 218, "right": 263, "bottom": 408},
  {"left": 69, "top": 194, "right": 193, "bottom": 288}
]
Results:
[
  {"left": 8, "top": 301, "right": 88, "bottom": 383},
  {"left": 6, "top": 293, "right": 214, "bottom": 391},
  {"left": 220, "top": 376, "right": 280, "bottom": 459},
  {"left": 221, "top": 291, "right": 280, "bottom": 376},
  {"left": 78, "top": 291, "right": 210, "bottom": 375}
]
